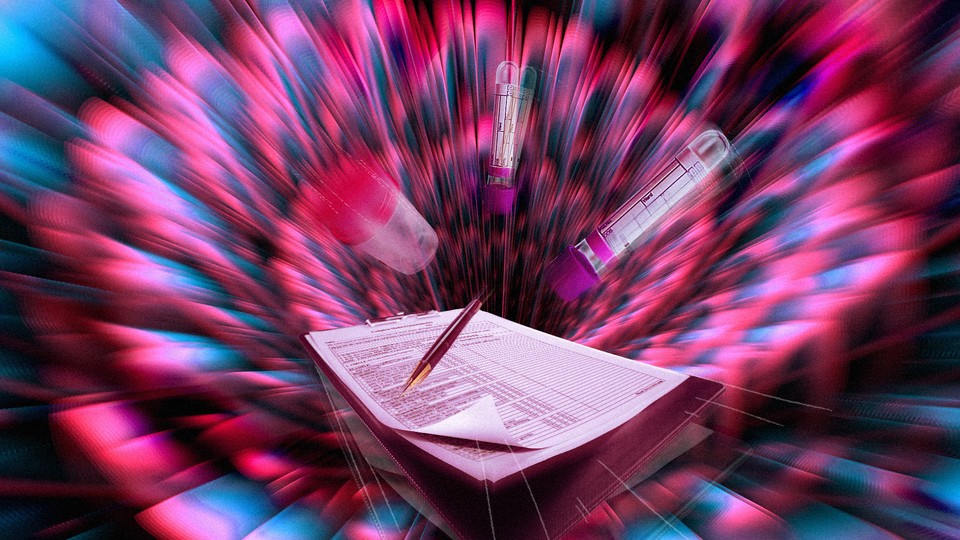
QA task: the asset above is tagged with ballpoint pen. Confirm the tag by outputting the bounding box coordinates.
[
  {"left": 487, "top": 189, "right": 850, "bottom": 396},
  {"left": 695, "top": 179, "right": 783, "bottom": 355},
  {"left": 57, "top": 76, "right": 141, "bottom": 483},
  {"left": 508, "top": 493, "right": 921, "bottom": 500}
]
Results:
[{"left": 401, "top": 290, "right": 488, "bottom": 395}]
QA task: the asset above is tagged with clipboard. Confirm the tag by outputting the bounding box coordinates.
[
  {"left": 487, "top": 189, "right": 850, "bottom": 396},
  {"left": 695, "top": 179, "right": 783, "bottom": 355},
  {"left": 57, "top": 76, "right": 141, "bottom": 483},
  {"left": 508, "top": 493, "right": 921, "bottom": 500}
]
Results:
[{"left": 299, "top": 316, "right": 724, "bottom": 540}]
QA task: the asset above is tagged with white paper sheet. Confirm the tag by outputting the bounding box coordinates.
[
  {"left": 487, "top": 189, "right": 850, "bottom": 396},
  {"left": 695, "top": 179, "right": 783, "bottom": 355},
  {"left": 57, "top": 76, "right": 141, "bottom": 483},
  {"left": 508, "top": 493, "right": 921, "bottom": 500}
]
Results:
[{"left": 307, "top": 310, "right": 686, "bottom": 481}]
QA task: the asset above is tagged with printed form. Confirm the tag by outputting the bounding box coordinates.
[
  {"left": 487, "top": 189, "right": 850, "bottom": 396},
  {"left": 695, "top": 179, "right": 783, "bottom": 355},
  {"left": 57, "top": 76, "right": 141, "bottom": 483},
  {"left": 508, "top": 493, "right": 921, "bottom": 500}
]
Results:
[{"left": 307, "top": 310, "right": 686, "bottom": 482}]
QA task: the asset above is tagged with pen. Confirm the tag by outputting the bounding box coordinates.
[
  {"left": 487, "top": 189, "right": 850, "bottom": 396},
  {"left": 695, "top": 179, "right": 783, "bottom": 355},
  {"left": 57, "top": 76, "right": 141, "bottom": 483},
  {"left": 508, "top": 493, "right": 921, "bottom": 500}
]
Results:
[{"left": 401, "top": 290, "right": 488, "bottom": 395}]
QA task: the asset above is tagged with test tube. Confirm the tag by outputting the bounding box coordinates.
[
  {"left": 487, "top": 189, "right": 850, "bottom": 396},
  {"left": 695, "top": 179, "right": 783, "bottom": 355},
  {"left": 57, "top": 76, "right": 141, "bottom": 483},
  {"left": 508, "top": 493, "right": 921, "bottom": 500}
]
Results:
[
  {"left": 545, "top": 130, "right": 734, "bottom": 300},
  {"left": 307, "top": 158, "right": 438, "bottom": 274},
  {"left": 485, "top": 61, "right": 537, "bottom": 213}
]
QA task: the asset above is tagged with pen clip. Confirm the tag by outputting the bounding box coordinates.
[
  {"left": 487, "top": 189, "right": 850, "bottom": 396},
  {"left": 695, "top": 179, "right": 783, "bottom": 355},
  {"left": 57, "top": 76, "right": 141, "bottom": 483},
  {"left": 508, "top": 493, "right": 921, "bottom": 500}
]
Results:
[{"left": 365, "top": 310, "right": 441, "bottom": 326}]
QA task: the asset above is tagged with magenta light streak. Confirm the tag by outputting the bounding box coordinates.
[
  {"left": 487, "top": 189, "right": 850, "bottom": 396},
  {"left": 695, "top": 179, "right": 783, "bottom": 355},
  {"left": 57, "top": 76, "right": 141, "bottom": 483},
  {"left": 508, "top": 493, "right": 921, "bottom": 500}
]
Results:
[{"left": 0, "top": 0, "right": 958, "bottom": 538}]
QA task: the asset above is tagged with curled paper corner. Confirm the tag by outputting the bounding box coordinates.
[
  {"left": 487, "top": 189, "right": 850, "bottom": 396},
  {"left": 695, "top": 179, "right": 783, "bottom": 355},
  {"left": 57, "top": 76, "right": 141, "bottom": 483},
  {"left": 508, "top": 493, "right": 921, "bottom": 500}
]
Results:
[{"left": 403, "top": 395, "right": 550, "bottom": 449}]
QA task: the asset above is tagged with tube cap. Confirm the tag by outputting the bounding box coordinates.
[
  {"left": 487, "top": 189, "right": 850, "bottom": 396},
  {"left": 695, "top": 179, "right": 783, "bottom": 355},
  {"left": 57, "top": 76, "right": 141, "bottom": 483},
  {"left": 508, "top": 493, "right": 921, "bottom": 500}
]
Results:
[
  {"left": 484, "top": 184, "right": 516, "bottom": 214},
  {"left": 307, "top": 158, "right": 437, "bottom": 274},
  {"left": 309, "top": 159, "right": 398, "bottom": 245},
  {"left": 545, "top": 246, "right": 600, "bottom": 301}
]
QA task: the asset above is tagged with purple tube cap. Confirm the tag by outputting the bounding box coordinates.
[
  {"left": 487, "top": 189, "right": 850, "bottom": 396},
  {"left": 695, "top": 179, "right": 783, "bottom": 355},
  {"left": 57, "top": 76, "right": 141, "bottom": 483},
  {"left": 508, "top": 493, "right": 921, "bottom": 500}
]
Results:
[
  {"left": 484, "top": 184, "right": 516, "bottom": 214},
  {"left": 545, "top": 246, "right": 600, "bottom": 301}
]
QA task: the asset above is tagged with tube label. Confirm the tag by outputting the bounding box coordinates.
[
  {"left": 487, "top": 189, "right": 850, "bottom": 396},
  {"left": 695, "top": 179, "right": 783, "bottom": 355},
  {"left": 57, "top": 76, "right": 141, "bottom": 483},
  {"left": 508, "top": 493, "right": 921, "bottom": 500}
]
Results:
[
  {"left": 490, "top": 83, "right": 532, "bottom": 170},
  {"left": 597, "top": 149, "right": 708, "bottom": 254}
]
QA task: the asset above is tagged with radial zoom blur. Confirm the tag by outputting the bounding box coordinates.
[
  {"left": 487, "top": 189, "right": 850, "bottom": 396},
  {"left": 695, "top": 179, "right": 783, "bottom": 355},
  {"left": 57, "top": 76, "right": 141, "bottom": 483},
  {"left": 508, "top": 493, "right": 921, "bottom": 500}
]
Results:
[{"left": 1, "top": 0, "right": 959, "bottom": 538}]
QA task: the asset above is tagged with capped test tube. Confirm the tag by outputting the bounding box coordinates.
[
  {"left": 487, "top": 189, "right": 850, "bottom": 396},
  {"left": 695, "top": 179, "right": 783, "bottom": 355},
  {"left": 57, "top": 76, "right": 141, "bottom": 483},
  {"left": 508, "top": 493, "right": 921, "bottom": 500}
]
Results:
[
  {"left": 307, "top": 157, "right": 438, "bottom": 274},
  {"left": 545, "top": 130, "right": 734, "bottom": 300},
  {"left": 485, "top": 61, "right": 537, "bottom": 213}
]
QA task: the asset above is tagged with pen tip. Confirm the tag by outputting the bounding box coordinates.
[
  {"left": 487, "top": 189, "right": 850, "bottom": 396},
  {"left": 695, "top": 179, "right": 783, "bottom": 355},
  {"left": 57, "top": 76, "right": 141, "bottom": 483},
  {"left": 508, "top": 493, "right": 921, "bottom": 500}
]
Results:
[{"left": 400, "top": 378, "right": 414, "bottom": 396}]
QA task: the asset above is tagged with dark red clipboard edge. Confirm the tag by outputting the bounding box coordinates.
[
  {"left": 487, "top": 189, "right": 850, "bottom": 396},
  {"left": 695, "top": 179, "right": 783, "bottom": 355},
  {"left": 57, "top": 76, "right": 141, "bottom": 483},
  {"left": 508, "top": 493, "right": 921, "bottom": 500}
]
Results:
[{"left": 299, "top": 332, "right": 724, "bottom": 539}]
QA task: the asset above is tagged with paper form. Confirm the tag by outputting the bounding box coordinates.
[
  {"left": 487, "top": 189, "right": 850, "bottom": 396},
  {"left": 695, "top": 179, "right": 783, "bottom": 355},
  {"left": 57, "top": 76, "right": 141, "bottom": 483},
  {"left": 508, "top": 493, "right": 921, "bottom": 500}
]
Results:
[{"left": 307, "top": 310, "right": 686, "bottom": 482}]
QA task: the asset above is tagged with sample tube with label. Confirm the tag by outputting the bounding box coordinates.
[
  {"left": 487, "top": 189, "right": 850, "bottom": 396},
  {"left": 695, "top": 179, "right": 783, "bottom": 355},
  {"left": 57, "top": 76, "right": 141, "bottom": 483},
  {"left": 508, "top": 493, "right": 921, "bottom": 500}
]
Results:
[
  {"left": 545, "top": 130, "right": 734, "bottom": 300},
  {"left": 485, "top": 61, "right": 537, "bottom": 213},
  {"left": 307, "top": 158, "right": 438, "bottom": 274}
]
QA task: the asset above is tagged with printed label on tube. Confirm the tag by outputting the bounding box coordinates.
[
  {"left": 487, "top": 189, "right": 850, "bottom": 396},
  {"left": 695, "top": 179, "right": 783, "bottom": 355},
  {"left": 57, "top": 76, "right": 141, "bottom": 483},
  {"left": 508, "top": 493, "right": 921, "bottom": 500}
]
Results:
[
  {"left": 598, "top": 150, "right": 710, "bottom": 255},
  {"left": 545, "top": 129, "right": 733, "bottom": 301}
]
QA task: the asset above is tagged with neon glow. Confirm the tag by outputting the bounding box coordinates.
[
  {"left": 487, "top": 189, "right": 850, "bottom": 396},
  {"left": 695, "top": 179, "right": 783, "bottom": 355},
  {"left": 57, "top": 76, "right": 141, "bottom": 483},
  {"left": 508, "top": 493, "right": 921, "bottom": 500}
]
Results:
[{"left": 0, "top": 0, "right": 958, "bottom": 537}]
